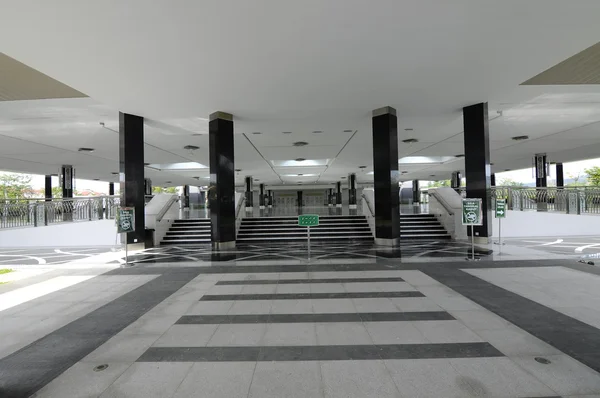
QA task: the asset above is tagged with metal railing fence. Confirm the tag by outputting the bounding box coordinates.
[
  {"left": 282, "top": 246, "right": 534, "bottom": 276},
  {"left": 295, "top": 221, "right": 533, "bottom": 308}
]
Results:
[{"left": 0, "top": 196, "right": 120, "bottom": 229}]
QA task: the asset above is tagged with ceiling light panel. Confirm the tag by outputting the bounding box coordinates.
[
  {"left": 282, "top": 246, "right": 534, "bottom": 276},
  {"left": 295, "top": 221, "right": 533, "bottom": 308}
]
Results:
[{"left": 271, "top": 159, "right": 331, "bottom": 167}]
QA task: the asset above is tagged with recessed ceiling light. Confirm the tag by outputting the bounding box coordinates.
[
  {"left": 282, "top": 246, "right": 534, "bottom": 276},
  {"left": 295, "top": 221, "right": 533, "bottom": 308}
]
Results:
[
  {"left": 404, "top": 128, "right": 414, "bottom": 131},
  {"left": 78, "top": 147, "right": 94, "bottom": 153},
  {"left": 254, "top": 179, "right": 260, "bottom": 182},
  {"left": 235, "top": 169, "right": 242, "bottom": 172},
  {"left": 401, "top": 171, "right": 408, "bottom": 174},
  {"left": 165, "top": 181, "right": 172, "bottom": 183},
  {"left": 341, "top": 176, "right": 346, "bottom": 179},
  {"left": 144, "top": 163, "right": 150, "bottom": 166},
  {"left": 93, "top": 178, "right": 99, "bottom": 181},
  {"left": 511, "top": 135, "right": 529, "bottom": 141},
  {"left": 402, "top": 138, "right": 418, "bottom": 144},
  {"left": 490, "top": 163, "right": 495, "bottom": 166},
  {"left": 295, "top": 158, "right": 306, "bottom": 162},
  {"left": 293, "top": 141, "right": 308, "bottom": 147},
  {"left": 282, "top": 131, "right": 292, "bottom": 134},
  {"left": 111, "top": 172, "right": 119, "bottom": 175},
  {"left": 312, "top": 131, "right": 323, "bottom": 134},
  {"left": 192, "top": 133, "right": 203, "bottom": 136},
  {"left": 298, "top": 174, "right": 303, "bottom": 176},
  {"left": 343, "top": 129, "right": 353, "bottom": 133},
  {"left": 504, "top": 169, "right": 511, "bottom": 171},
  {"left": 252, "top": 132, "right": 261, "bottom": 135},
  {"left": 359, "top": 166, "right": 367, "bottom": 169},
  {"left": 183, "top": 145, "right": 200, "bottom": 150},
  {"left": 430, "top": 174, "right": 435, "bottom": 177},
  {"left": 193, "top": 176, "right": 200, "bottom": 179},
  {"left": 455, "top": 154, "right": 465, "bottom": 158}
]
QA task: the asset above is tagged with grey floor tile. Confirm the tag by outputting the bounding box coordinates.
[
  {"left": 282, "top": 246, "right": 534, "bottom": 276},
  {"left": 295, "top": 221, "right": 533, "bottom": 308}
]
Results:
[
  {"left": 32, "top": 362, "right": 133, "bottom": 398},
  {"left": 448, "top": 309, "right": 513, "bottom": 331},
  {"left": 172, "top": 362, "right": 255, "bottom": 398},
  {"left": 312, "top": 298, "right": 356, "bottom": 313},
  {"left": 82, "top": 333, "right": 162, "bottom": 362},
  {"left": 397, "top": 270, "right": 441, "bottom": 286},
  {"left": 413, "top": 321, "right": 484, "bottom": 343},
  {"left": 186, "top": 300, "right": 235, "bottom": 315},
  {"left": 321, "top": 360, "right": 401, "bottom": 398},
  {"left": 99, "top": 362, "right": 193, "bottom": 398},
  {"left": 390, "top": 297, "right": 443, "bottom": 312},
  {"left": 248, "top": 361, "right": 324, "bottom": 398},
  {"left": 434, "top": 296, "right": 483, "bottom": 311},
  {"left": 208, "top": 323, "right": 267, "bottom": 346},
  {"left": 148, "top": 300, "right": 196, "bottom": 316},
  {"left": 207, "top": 285, "right": 245, "bottom": 294},
  {"left": 310, "top": 283, "right": 346, "bottom": 293},
  {"left": 364, "top": 321, "right": 429, "bottom": 345},
  {"left": 316, "top": 322, "right": 373, "bottom": 345},
  {"left": 276, "top": 284, "right": 312, "bottom": 294},
  {"left": 271, "top": 299, "right": 313, "bottom": 314},
  {"left": 384, "top": 358, "right": 479, "bottom": 398},
  {"left": 263, "top": 323, "right": 317, "bottom": 346},
  {"left": 352, "top": 298, "right": 397, "bottom": 313},
  {"left": 120, "top": 314, "right": 181, "bottom": 336},
  {"left": 228, "top": 300, "right": 272, "bottom": 315},
  {"left": 417, "top": 285, "right": 462, "bottom": 299},
  {"left": 449, "top": 357, "right": 558, "bottom": 397},
  {"left": 476, "top": 327, "right": 562, "bottom": 357},
  {"left": 511, "top": 355, "right": 600, "bottom": 396},
  {"left": 153, "top": 324, "right": 219, "bottom": 347},
  {"left": 242, "top": 284, "right": 278, "bottom": 294}
]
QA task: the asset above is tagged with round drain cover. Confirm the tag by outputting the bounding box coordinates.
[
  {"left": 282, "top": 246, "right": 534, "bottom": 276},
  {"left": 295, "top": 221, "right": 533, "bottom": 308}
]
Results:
[
  {"left": 534, "top": 357, "right": 551, "bottom": 365},
  {"left": 93, "top": 364, "right": 109, "bottom": 372}
]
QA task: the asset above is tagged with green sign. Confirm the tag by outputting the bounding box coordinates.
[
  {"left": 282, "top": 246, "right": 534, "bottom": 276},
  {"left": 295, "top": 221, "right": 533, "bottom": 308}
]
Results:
[
  {"left": 117, "top": 207, "right": 135, "bottom": 233},
  {"left": 298, "top": 214, "right": 319, "bottom": 227},
  {"left": 495, "top": 199, "right": 506, "bottom": 218},
  {"left": 462, "top": 199, "right": 482, "bottom": 226}
]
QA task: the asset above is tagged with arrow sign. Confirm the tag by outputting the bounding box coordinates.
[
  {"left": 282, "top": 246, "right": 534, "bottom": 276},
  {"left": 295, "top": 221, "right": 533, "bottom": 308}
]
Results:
[{"left": 495, "top": 199, "right": 507, "bottom": 219}]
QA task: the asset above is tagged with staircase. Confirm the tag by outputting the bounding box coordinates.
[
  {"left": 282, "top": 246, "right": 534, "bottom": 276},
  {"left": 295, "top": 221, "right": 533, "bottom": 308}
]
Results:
[
  {"left": 400, "top": 214, "right": 451, "bottom": 240},
  {"left": 237, "top": 215, "right": 373, "bottom": 243},
  {"left": 161, "top": 218, "right": 211, "bottom": 245}
]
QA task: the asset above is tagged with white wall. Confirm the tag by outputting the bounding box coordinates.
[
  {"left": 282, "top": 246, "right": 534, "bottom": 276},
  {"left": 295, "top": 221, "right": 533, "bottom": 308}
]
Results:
[
  {"left": 492, "top": 211, "right": 600, "bottom": 237},
  {"left": 0, "top": 219, "right": 118, "bottom": 247},
  {"left": 428, "top": 187, "right": 468, "bottom": 240}
]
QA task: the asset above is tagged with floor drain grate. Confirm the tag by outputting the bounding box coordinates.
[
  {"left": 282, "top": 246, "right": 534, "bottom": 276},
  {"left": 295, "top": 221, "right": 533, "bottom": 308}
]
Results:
[
  {"left": 93, "top": 364, "right": 109, "bottom": 372},
  {"left": 534, "top": 357, "right": 551, "bottom": 365}
]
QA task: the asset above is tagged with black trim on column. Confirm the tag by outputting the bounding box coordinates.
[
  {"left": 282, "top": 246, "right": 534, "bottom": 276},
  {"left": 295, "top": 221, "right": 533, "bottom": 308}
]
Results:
[
  {"left": 44, "top": 175, "right": 52, "bottom": 202},
  {"left": 372, "top": 106, "right": 400, "bottom": 243},
  {"left": 259, "top": 184, "right": 265, "bottom": 208},
  {"left": 245, "top": 176, "right": 253, "bottom": 208},
  {"left": 348, "top": 174, "right": 357, "bottom": 206},
  {"left": 108, "top": 182, "right": 115, "bottom": 196},
  {"left": 209, "top": 112, "right": 236, "bottom": 248},
  {"left": 463, "top": 103, "right": 491, "bottom": 238},
  {"left": 490, "top": 174, "right": 496, "bottom": 187},
  {"left": 556, "top": 163, "right": 564, "bottom": 188},
  {"left": 412, "top": 180, "right": 420, "bottom": 204},
  {"left": 535, "top": 154, "right": 548, "bottom": 188},
  {"left": 119, "top": 112, "right": 146, "bottom": 245},
  {"left": 336, "top": 181, "right": 342, "bottom": 206}
]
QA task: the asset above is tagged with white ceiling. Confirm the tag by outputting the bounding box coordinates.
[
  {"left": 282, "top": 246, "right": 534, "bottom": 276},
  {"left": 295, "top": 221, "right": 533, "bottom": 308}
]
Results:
[{"left": 1, "top": 1, "right": 600, "bottom": 187}]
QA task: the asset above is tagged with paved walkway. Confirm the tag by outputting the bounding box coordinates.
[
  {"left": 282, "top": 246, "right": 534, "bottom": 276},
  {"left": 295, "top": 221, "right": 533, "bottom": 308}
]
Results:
[{"left": 2, "top": 255, "right": 600, "bottom": 397}]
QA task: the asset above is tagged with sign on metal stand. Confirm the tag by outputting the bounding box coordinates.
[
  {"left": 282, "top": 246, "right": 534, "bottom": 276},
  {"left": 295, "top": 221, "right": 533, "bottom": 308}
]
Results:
[
  {"left": 494, "top": 199, "right": 506, "bottom": 247},
  {"left": 462, "top": 198, "right": 482, "bottom": 261},
  {"left": 116, "top": 207, "right": 135, "bottom": 266},
  {"left": 298, "top": 214, "right": 319, "bottom": 261}
]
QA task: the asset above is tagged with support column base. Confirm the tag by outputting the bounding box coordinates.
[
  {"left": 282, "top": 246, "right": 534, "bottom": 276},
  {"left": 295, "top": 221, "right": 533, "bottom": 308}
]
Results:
[
  {"left": 245, "top": 207, "right": 253, "bottom": 212},
  {"left": 336, "top": 204, "right": 342, "bottom": 208},
  {"left": 126, "top": 243, "right": 145, "bottom": 252},
  {"left": 349, "top": 204, "right": 357, "bottom": 209},
  {"left": 328, "top": 204, "right": 333, "bottom": 207},
  {"left": 375, "top": 238, "right": 401, "bottom": 247},
  {"left": 268, "top": 205, "right": 272, "bottom": 208},
  {"left": 212, "top": 241, "right": 236, "bottom": 251},
  {"left": 473, "top": 236, "right": 490, "bottom": 245},
  {"left": 260, "top": 206, "right": 265, "bottom": 210}
]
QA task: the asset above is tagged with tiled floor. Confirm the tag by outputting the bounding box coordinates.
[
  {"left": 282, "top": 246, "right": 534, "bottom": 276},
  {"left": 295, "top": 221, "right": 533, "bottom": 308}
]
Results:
[{"left": 0, "top": 258, "right": 598, "bottom": 397}]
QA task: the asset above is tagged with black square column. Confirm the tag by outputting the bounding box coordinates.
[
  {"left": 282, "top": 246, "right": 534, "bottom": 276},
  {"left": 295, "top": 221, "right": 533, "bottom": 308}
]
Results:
[
  {"left": 45, "top": 175, "right": 52, "bottom": 202},
  {"left": 348, "top": 174, "right": 357, "bottom": 209},
  {"left": 556, "top": 163, "right": 564, "bottom": 188},
  {"left": 108, "top": 182, "right": 115, "bottom": 196},
  {"left": 336, "top": 181, "right": 342, "bottom": 207},
  {"left": 119, "top": 112, "right": 146, "bottom": 248},
  {"left": 259, "top": 184, "right": 265, "bottom": 209},
  {"left": 412, "top": 180, "right": 420, "bottom": 204},
  {"left": 244, "top": 176, "right": 253, "bottom": 211},
  {"left": 372, "top": 106, "right": 400, "bottom": 246},
  {"left": 463, "top": 103, "right": 491, "bottom": 240},
  {"left": 209, "top": 111, "right": 236, "bottom": 250}
]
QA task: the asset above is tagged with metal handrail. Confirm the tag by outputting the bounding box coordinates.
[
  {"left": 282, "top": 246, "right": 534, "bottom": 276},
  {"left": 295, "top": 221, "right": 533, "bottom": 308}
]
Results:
[
  {"left": 428, "top": 190, "right": 455, "bottom": 216},
  {"left": 156, "top": 195, "right": 179, "bottom": 222},
  {"left": 361, "top": 193, "right": 375, "bottom": 217}
]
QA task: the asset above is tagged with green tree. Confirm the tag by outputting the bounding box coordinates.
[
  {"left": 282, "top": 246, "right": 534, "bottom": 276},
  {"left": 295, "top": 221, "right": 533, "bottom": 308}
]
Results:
[
  {"left": 566, "top": 172, "right": 586, "bottom": 187},
  {"left": 498, "top": 178, "right": 525, "bottom": 187},
  {"left": 427, "top": 180, "right": 451, "bottom": 188},
  {"left": 584, "top": 166, "right": 600, "bottom": 186},
  {"left": 153, "top": 186, "right": 178, "bottom": 194},
  {"left": 51, "top": 187, "right": 63, "bottom": 198},
  {"left": 0, "top": 173, "right": 33, "bottom": 200}
]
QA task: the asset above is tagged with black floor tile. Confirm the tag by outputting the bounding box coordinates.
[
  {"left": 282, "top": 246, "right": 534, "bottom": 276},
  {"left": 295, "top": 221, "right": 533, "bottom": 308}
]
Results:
[
  {"left": 199, "top": 291, "right": 424, "bottom": 301},
  {"left": 216, "top": 277, "right": 406, "bottom": 285}
]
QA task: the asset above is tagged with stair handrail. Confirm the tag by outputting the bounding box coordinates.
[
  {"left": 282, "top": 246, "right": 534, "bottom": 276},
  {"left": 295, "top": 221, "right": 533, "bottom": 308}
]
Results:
[
  {"left": 428, "top": 189, "right": 454, "bottom": 216},
  {"left": 235, "top": 195, "right": 246, "bottom": 234},
  {"left": 156, "top": 195, "right": 180, "bottom": 222},
  {"left": 361, "top": 193, "right": 375, "bottom": 217},
  {"left": 361, "top": 193, "right": 376, "bottom": 237}
]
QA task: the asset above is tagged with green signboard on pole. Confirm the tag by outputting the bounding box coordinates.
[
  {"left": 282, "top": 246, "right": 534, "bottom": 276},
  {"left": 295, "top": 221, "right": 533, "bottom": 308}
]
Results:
[
  {"left": 495, "top": 199, "right": 506, "bottom": 218},
  {"left": 117, "top": 207, "right": 135, "bottom": 233},
  {"left": 298, "top": 214, "right": 319, "bottom": 227},
  {"left": 462, "top": 199, "right": 482, "bottom": 226}
]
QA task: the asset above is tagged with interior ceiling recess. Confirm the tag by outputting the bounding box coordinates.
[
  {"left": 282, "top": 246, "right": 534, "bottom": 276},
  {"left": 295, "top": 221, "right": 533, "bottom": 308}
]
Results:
[
  {"left": 522, "top": 41, "right": 600, "bottom": 85},
  {"left": 0, "top": 52, "right": 87, "bottom": 101}
]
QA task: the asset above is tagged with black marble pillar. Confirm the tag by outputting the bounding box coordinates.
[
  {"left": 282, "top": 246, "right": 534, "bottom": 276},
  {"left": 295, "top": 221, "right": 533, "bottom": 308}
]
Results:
[
  {"left": 297, "top": 191, "right": 303, "bottom": 207},
  {"left": 535, "top": 153, "right": 548, "bottom": 212},
  {"left": 45, "top": 175, "right": 52, "bottom": 202},
  {"left": 412, "top": 180, "right": 420, "bottom": 204},
  {"left": 372, "top": 106, "right": 400, "bottom": 246},
  {"left": 336, "top": 181, "right": 342, "bottom": 207},
  {"left": 463, "top": 102, "right": 491, "bottom": 239},
  {"left": 183, "top": 185, "right": 190, "bottom": 208},
  {"left": 61, "top": 165, "right": 73, "bottom": 198},
  {"left": 108, "top": 182, "right": 115, "bottom": 196},
  {"left": 490, "top": 174, "right": 496, "bottom": 187},
  {"left": 259, "top": 184, "right": 265, "bottom": 209},
  {"left": 209, "top": 111, "right": 236, "bottom": 250},
  {"left": 119, "top": 112, "right": 146, "bottom": 247},
  {"left": 348, "top": 174, "right": 357, "bottom": 209},
  {"left": 199, "top": 190, "right": 207, "bottom": 207},
  {"left": 267, "top": 190, "right": 273, "bottom": 207},
  {"left": 328, "top": 188, "right": 334, "bottom": 206},
  {"left": 451, "top": 171, "right": 461, "bottom": 189},
  {"left": 556, "top": 163, "right": 564, "bottom": 188},
  {"left": 245, "top": 176, "right": 253, "bottom": 210}
]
